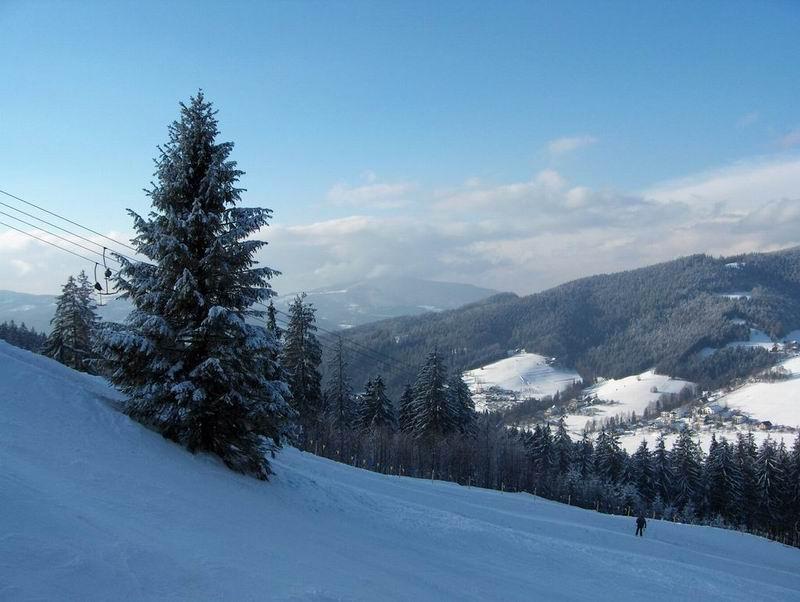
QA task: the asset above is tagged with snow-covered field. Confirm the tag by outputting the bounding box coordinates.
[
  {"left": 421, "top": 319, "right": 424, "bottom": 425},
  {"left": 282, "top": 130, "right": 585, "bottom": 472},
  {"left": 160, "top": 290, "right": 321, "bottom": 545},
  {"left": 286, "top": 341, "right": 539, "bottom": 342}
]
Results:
[
  {"left": 561, "top": 370, "right": 694, "bottom": 435},
  {"left": 463, "top": 352, "right": 580, "bottom": 411},
  {"left": 3, "top": 341, "right": 800, "bottom": 600},
  {"left": 714, "top": 356, "right": 800, "bottom": 428}
]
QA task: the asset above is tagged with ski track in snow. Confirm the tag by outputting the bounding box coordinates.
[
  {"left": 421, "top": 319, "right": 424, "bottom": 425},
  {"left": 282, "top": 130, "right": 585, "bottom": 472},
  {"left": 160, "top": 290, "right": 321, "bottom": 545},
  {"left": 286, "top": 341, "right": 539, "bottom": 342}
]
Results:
[{"left": 1, "top": 341, "right": 800, "bottom": 601}]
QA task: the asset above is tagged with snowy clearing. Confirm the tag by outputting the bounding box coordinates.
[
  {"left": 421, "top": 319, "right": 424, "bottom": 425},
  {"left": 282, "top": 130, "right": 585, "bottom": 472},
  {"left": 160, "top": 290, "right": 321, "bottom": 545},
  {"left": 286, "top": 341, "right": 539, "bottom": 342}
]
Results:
[
  {"left": 463, "top": 352, "right": 580, "bottom": 411},
  {"left": 714, "top": 356, "right": 800, "bottom": 428},
  {"left": 2, "top": 341, "right": 800, "bottom": 601},
  {"left": 560, "top": 370, "right": 694, "bottom": 435}
]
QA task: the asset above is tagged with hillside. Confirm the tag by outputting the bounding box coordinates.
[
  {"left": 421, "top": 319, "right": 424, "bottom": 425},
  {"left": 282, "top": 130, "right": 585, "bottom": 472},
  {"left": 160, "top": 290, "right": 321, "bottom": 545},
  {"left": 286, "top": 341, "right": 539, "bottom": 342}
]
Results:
[
  {"left": 0, "top": 290, "right": 131, "bottom": 333},
  {"left": 333, "top": 248, "right": 800, "bottom": 397},
  {"left": 2, "top": 341, "right": 800, "bottom": 600}
]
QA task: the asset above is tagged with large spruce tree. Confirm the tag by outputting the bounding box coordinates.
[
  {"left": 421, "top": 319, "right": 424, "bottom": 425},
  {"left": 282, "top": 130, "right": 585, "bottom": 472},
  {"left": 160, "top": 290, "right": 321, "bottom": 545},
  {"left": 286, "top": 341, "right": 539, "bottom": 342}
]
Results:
[
  {"left": 44, "top": 270, "right": 98, "bottom": 371},
  {"left": 408, "top": 351, "right": 456, "bottom": 441},
  {"left": 95, "top": 92, "right": 292, "bottom": 479},
  {"left": 356, "top": 376, "right": 395, "bottom": 432}
]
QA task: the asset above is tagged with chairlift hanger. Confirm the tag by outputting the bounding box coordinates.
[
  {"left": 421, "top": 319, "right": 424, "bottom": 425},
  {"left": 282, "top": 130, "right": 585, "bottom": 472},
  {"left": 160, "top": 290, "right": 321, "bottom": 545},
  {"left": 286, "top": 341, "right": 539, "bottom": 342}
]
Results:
[{"left": 93, "top": 247, "right": 116, "bottom": 296}]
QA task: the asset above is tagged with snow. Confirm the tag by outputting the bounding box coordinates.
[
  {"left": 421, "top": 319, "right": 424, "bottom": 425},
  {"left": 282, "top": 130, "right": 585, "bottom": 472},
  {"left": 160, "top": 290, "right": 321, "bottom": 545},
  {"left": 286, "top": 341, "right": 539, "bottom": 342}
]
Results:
[
  {"left": 2, "top": 341, "right": 800, "bottom": 600},
  {"left": 561, "top": 370, "right": 694, "bottom": 435},
  {"left": 725, "top": 327, "right": 773, "bottom": 350},
  {"left": 463, "top": 352, "right": 580, "bottom": 411},
  {"left": 618, "top": 427, "right": 796, "bottom": 455},
  {"left": 702, "top": 327, "right": 777, "bottom": 357},
  {"left": 714, "top": 356, "right": 800, "bottom": 428}
]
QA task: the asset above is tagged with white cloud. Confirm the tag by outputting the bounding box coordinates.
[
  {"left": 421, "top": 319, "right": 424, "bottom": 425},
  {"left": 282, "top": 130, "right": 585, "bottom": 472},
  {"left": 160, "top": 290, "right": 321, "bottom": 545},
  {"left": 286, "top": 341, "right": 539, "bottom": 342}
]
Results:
[
  {"left": 546, "top": 135, "right": 598, "bottom": 156},
  {"left": 5, "top": 156, "right": 800, "bottom": 298},
  {"left": 326, "top": 174, "right": 414, "bottom": 208},
  {"left": 264, "top": 156, "right": 800, "bottom": 295},
  {"left": 643, "top": 157, "right": 800, "bottom": 212}
]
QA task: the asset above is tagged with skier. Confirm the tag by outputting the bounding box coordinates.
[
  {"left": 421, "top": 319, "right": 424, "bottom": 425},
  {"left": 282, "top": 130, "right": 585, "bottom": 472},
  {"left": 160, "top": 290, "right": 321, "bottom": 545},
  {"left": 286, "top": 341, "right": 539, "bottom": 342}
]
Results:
[{"left": 635, "top": 514, "right": 647, "bottom": 537}]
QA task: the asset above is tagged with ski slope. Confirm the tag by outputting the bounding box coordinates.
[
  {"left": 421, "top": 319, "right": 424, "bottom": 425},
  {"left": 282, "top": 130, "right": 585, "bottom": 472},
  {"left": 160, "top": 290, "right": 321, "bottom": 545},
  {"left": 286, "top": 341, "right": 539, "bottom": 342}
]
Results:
[
  {"left": 715, "top": 356, "right": 800, "bottom": 428},
  {"left": 463, "top": 352, "right": 580, "bottom": 411},
  {"left": 2, "top": 342, "right": 800, "bottom": 601}
]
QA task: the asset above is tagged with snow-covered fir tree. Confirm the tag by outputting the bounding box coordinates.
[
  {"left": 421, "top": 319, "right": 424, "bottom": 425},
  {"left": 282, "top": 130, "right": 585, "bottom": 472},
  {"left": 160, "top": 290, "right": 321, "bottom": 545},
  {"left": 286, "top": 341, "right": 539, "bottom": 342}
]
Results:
[
  {"left": 705, "top": 435, "right": 739, "bottom": 521},
  {"left": 282, "top": 293, "right": 323, "bottom": 442},
  {"left": 0, "top": 321, "right": 47, "bottom": 352},
  {"left": 356, "top": 376, "right": 395, "bottom": 432},
  {"left": 593, "top": 429, "right": 624, "bottom": 482},
  {"left": 755, "top": 437, "right": 785, "bottom": 528},
  {"left": 44, "top": 271, "right": 98, "bottom": 372},
  {"left": 670, "top": 428, "right": 703, "bottom": 509},
  {"left": 735, "top": 432, "right": 759, "bottom": 527},
  {"left": 651, "top": 433, "right": 674, "bottom": 502},
  {"left": 408, "top": 351, "right": 456, "bottom": 441},
  {"left": 95, "top": 92, "right": 292, "bottom": 479},
  {"left": 397, "top": 384, "right": 415, "bottom": 434},
  {"left": 630, "top": 440, "right": 653, "bottom": 502},
  {"left": 447, "top": 373, "right": 476, "bottom": 434},
  {"left": 553, "top": 417, "right": 573, "bottom": 476}
]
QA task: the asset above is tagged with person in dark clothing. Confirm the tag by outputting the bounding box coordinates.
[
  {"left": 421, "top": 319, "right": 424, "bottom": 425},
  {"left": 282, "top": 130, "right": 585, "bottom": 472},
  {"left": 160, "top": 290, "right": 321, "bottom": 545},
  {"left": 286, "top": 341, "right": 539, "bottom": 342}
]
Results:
[{"left": 635, "top": 515, "right": 647, "bottom": 537}]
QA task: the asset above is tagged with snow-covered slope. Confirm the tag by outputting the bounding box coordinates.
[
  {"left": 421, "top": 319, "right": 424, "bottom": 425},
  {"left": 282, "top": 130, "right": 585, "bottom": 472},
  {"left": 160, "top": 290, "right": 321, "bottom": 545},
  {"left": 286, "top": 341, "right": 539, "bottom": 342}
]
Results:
[
  {"left": 561, "top": 370, "right": 694, "bottom": 434},
  {"left": 2, "top": 341, "right": 800, "bottom": 601},
  {"left": 715, "top": 356, "right": 800, "bottom": 428},
  {"left": 463, "top": 352, "right": 580, "bottom": 411}
]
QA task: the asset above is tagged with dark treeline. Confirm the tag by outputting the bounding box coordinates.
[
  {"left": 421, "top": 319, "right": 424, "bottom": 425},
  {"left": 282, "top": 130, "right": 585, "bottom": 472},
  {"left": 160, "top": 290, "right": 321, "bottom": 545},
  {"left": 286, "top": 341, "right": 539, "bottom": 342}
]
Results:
[
  {"left": 0, "top": 320, "right": 47, "bottom": 352},
  {"left": 279, "top": 302, "right": 800, "bottom": 548},
  {"left": 310, "top": 396, "right": 800, "bottom": 548},
  {"left": 333, "top": 250, "right": 800, "bottom": 399}
]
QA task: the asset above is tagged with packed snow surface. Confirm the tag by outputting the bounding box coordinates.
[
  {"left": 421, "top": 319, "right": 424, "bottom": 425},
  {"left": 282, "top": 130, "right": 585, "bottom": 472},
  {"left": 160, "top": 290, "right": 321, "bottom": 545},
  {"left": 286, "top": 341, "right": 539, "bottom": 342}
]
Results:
[
  {"left": 562, "top": 370, "right": 694, "bottom": 435},
  {"left": 2, "top": 341, "right": 800, "bottom": 601},
  {"left": 463, "top": 352, "right": 579, "bottom": 411},
  {"left": 716, "top": 356, "right": 800, "bottom": 427}
]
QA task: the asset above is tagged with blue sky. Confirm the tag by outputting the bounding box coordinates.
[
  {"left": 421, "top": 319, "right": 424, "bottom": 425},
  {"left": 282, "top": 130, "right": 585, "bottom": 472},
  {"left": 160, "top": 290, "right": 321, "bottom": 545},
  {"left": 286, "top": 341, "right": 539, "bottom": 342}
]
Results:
[{"left": 1, "top": 1, "right": 800, "bottom": 294}]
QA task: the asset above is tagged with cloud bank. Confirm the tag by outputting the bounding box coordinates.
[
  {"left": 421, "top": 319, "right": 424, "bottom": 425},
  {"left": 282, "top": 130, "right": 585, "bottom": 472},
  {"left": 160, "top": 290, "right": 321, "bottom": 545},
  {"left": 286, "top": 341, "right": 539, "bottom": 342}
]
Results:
[{"left": 2, "top": 156, "right": 800, "bottom": 297}]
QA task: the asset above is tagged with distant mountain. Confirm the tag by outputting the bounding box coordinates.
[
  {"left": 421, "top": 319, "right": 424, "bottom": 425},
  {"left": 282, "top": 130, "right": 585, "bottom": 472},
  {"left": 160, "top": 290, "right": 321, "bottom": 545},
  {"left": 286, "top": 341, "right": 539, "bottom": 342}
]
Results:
[
  {"left": 275, "top": 276, "right": 499, "bottom": 330},
  {"left": 0, "top": 276, "right": 497, "bottom": 334},
  {"left": 0, "top": 290, "right": 131, "bottom": 333},
  {"left": 332, "top": 248, "right": 800, "bottom": 397}
]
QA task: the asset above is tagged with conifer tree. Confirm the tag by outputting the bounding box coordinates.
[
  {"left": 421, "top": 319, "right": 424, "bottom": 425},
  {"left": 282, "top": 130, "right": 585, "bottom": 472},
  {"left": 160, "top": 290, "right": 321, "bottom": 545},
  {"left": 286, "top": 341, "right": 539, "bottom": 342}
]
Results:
[
  {"left": 0, "top": 321, "right": 47, "bottom": 353},
  {"left": 95, "top": 92, "right": 292, "bottom": 479},
  {"left": 356, "top": 375, "right": 395, "bottom": 432},
  {"left": 652, "top": 433, "right": 674, "bottom": 502},
  {"left": 735, "top": 432, "right": 759, "bottom": 527},
  {"left": 787, "top": 434, "right": 800, "bottom": 527},
  {"left": 631, "top": 440, "right": 653, "bottom": 502},
  {"left": 574, "top": 430, "right": 594, "bottom": 478},
  {"left": 282, "top": 293, "right": 323, "bottom": 442},
  {"left": 756, "top": 437, "right": 784, "bottom": 529},
  {"left": 324, "top": 337, "right": 355, "bottom": 439},
  {"left": 671, "top": 428, "right": 704, "bottom": 510},
  {"left": 398, "top": 384, "right": 415, "bottom": 434},
  {"left": 448, "top": 373, "right": 476, "bottom": 435},
  {"left": 409, "top": 351, "right": 455, "bottom": 441},
  {"left": 45, "top": 271, "right": 98, "bottom": 371},
  {"left": 593, "top": 429, "right": 624, "bottom": 483},
  {"left": 553, "top": 417, "right": 573, "bottom": 476}
]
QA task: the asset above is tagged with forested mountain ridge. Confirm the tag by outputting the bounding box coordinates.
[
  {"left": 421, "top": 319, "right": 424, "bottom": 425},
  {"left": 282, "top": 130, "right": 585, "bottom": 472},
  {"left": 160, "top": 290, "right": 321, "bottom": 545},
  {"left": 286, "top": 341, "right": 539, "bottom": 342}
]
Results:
[{"left": 331, "top": 248, "right": 800, "bottom": 396}]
